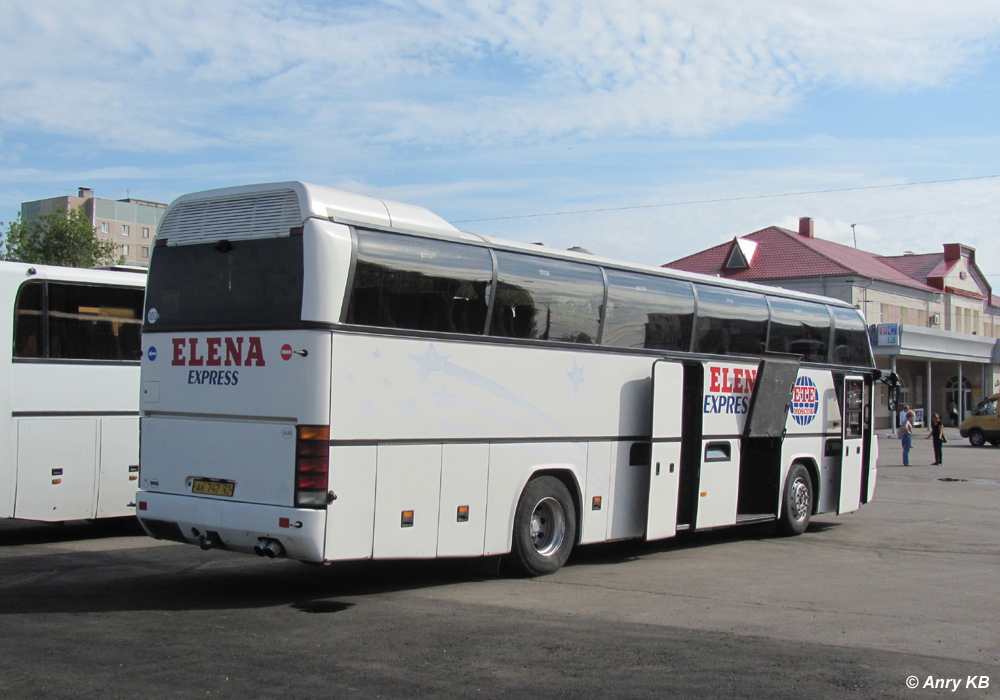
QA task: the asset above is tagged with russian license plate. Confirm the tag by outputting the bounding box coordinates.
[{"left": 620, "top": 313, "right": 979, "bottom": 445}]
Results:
[{"left": 191, "top": 479, "right": 235, "bottom": 497}]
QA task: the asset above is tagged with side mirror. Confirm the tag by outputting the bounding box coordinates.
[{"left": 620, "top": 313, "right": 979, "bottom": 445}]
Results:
[{"left": 878, "top": 372, "right": 900, "bottom": 412}]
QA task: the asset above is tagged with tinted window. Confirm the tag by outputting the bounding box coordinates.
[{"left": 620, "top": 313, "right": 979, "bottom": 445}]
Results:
[
  {"left": 604, "top": 270, "right": 694, "bottom": 351},
  {"left": 144, "top": 237, "right": 303, "bottom": 331},
  {"left": 13, "top": 282, "right": 42, "bottom": 358},
  {"left": 831, "top": 306, "right": 873, "bottom": 367},
  {"left": 15, "top": 281, "right": 143, "bottom": 361},
  {"left": 348, "top": 231, "right": 492, "bottom": 335},
  {"left": 693, "top": 285, "right": 768, "bottom": 356},
  {"left": 767, "top": 298, "right": 831, "bottom": 362},
  {"left": 491, "top": 252, "right": 603, "bottom": 344}
]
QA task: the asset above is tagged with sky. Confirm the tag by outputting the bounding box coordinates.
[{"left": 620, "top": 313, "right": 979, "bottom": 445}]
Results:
[{"left": 2, "top": 0, "right": 999, "bottom": 283}]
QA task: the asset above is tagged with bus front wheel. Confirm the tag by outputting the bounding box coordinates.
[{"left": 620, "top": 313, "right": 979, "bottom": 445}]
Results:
[
  {"left": 508, "top": 476, "right": 577, "bottom": 577},
  {"left": 777, "top": 464, "right": 813, "bottom": 536}
]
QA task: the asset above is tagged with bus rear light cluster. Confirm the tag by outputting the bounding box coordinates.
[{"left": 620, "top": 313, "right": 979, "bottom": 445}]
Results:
[{"left": 295, "top": 425, "right": 330, "bottom": 508}]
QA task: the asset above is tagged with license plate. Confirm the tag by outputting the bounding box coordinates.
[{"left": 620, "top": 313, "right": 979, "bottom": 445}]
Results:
[{"left": 191, "top": 479, "right": 235, "bottom": 497}]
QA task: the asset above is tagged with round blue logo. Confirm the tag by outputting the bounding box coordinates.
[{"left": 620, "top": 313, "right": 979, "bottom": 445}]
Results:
[
  {"left": 791, "top": 376, "right": 819, "bottom": 426},
  {"left": 148, "top": 346, "right": 158, "bottom": 362}
]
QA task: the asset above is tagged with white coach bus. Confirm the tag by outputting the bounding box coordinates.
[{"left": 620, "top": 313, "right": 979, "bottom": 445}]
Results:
[
  {"left": 136, "top": 182, "right": 879, "bottom": 575},
  {"left": 1, "top": 262, "right": 145, "bottom": 522}
]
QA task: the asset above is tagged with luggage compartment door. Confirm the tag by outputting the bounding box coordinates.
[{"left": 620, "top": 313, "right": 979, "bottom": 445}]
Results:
[{"left": 646, "top": 360, "right": 683, "bottom": 541}]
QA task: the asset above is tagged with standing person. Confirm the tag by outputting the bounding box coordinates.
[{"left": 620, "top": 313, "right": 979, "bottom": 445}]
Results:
[
  {"left": 926, "top": 413, "right": 946, "bottom": 465},
  {"left": 901, "top": 409, "right": 914, "bottom": 466},
  {"left": 949, "top": 401, "right": 959, "bottom": 427}
]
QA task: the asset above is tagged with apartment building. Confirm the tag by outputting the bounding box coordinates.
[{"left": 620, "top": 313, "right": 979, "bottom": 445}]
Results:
[{"left": 20, "top": 187, "right": 167, "bottom": 266}]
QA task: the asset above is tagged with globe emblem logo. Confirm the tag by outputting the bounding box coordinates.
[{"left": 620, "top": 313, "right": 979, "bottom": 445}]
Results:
[{"left": 791, "top": 376, "right": 819, "bottom": 426}]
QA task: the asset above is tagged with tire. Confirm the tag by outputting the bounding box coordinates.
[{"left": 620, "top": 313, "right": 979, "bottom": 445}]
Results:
[
  {"left": 969, "top": 429, "right": 986, "bottom": 448},
  {"left": 507, "top": 476, "right": 577, "bottom": 577},
  {"left": 777, "top": 464, "right": 813, "bottom": 536}
]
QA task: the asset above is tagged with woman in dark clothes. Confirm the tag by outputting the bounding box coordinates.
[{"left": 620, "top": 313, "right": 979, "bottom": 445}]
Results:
[{"left": 926, "top": 413, "right": 945, "bottom": 465}]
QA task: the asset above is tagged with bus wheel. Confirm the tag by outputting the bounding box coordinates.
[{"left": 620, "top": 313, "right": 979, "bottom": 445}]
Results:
[
  {"left": 969, "top": 429, "right": 986, "bottom": 447},
  {"left": 508, "top": 476, "right": 576, "bottom": 577},
  {"left": 777, "top": 464, "right": 812, "bottom": 536}
]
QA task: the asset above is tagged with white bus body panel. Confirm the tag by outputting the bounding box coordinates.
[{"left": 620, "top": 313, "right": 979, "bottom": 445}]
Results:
[
  {"left": 696, "top": 360, "right": 758, "bottom": 530},
  {"left": 96, "top": 417, "right": 140, "bottom": 518},
  {"left": 14, "top": 419, "right": 98, "bottom": 521},
  {"left": 646, "top": 360, "right": 683, "bottom": 541},
  {"left": 140, "top": 417, "right": 297, "bottom": 505},
  {"left": 139, "top": 330, "right": 332, "bottom": 509},
  {"left": 325, "top": 445, "right": 377, "bottom": 561},
  {"left": 438, "top": 443, "right": 489, "bottom": 557},
  {"left": 373, "top": 444, "right": 442, "bottom": 559}
]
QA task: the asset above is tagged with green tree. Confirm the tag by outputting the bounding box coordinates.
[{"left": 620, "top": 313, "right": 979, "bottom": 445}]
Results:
[{"left": 2, "top": 208, "right": 119, "bottom": 268}]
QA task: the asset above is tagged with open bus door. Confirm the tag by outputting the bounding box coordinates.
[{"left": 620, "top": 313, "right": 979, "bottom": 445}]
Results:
[
  {"left": 737, "top": 354, "right": 799, "bottom": 521},
  {"left": 646, "top": 360, "right": 684, "bottom": 541},
  {"left": 838, "top": 376, "right": 867, "bottom": 514}
]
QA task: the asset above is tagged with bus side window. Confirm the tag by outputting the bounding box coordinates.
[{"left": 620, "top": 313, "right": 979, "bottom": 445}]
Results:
[
  {"left": 349, "top": 231, "right": 492, "bottom": 335},
  {"left": 830, "top": 306, "right": 873, "bottom": 367},
  {"left": 766, "top": 298, "right": 831, "bottom": 362},
  {"left": 692, "top": 285, "right": 768, "bottom": 356},
  {"left": 603, "top": 270, "right": 694, "bottom": 351},
  {"left": 491, "top": 252, "right": 603, "bottom": 344},
  {"left": 46, "top": 283, "right": 144, "bottom": 361},
  {"left": 13, "top": 281, "right": 43, "bottom": 359}
]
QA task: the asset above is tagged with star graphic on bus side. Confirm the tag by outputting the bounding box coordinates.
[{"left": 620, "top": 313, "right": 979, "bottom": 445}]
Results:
[
  {"left": 408, "top": 344, "right": 452, "bottom": 382},
  {"left": 567, "top": 360, "right": 585, "bottom": 398}
]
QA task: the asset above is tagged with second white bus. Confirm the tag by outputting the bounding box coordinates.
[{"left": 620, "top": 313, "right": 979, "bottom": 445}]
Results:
[
  {"left": 136, "top": 182, "right": 879, "bottom": 575},
  {"left": 1, "top": 262, "right": 145, "bottom": 522}
]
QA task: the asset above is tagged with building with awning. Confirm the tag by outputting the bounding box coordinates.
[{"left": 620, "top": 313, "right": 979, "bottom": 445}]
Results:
[{"left": 665, "top": 217, "right": 1000, "bottom": 432}]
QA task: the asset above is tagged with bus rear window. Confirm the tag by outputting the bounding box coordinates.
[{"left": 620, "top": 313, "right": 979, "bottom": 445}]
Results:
[{"left": 144, "top": 237, "right": 303, "bottom": 331}]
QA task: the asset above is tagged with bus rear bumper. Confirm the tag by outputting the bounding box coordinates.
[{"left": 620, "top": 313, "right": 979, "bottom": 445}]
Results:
[{"left": 135, "top": 491, "right": 327, "bottom": 563}]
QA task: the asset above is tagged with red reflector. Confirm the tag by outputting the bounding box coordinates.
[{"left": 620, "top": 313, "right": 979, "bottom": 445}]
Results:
[
  {"left": 297, "top": 457, "right": 328, "bottom": 473},
  {"left": 279, "top": 517, "right": 290, "bottom": 528},
  {"left": 138, "top": 501, "right": 148, "bottom": 511},
  {"left": 297, "top": 474, "right": 329, "bottom": 490},
  {"left": 297, "top": 441, "right": 328, "bottom": 458}
]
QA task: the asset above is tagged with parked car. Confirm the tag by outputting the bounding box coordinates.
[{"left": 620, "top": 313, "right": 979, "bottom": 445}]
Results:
[{"left": 959, "top": 393, "right": 1000, "bottom": 447}]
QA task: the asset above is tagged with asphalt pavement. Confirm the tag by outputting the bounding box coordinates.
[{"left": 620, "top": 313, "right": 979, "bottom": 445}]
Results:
[{"left": 0, "top": 434, "right": 997, "bottom": 699}]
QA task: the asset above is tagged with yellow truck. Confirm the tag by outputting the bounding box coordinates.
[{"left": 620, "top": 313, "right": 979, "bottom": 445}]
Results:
[{"left": 959, "top": 392, "right": 1000, "bottom": 447}]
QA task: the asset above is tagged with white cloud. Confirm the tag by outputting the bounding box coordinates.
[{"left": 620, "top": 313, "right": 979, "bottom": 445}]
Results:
[{"left": 2, "top": 0, "right": 998, "bottom": 151}]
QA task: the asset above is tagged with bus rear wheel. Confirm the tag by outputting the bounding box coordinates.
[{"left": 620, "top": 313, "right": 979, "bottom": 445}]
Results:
[
  {"left": 777, "top": 464, "right": 812, "bottom": 536},
  {"left": 508, "top": 476, "right": 576, "bottom": 577}
]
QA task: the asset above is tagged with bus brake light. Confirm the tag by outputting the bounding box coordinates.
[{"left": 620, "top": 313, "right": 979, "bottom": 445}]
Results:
[{"left": 295, "top": 425, "right": 330, "bottom": 508}]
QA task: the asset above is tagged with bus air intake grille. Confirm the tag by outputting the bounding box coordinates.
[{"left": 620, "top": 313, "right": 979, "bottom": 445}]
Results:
[{"left": 159, "top": 189, "right": 302, "bottom": 245}]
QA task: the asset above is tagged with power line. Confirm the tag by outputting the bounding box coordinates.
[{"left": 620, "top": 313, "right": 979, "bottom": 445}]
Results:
[
  {"left": 851, "top": 199, "right": 1000, "bottom": 227},
  {"left": 452, "top": 173, "right": 1000, "bottom": 224}
]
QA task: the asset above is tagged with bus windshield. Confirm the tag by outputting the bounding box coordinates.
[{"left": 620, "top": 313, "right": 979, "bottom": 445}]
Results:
[{"left": 144, "top": 237, "right": 304, "bottom": 331}]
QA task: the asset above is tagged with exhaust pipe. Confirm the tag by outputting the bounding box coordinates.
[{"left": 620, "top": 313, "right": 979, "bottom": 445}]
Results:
[
  {"left": 254, "top": 538, "right": 285, "bottom": 558},
  {"left": 199, "top": 531, "right": 223, "bottom": 550}
]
